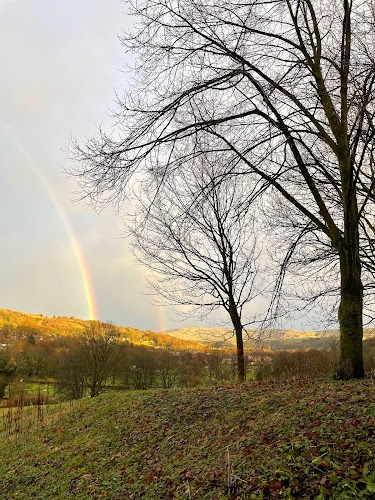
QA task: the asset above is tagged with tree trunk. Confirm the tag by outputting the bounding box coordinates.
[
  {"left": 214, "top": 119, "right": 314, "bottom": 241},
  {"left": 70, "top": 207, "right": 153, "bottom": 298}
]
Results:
[
  {"left": 337, "top": 243, "right": 364, "bottom": 379},
  {"left": 235, "top": 323, "right": 246, "bottom": 384},
  {"left": 335, "top": 131, "right": 364, "bottom": 379},
  {"left": 228, "top": 298, "right": 245, "bottom": 383}
]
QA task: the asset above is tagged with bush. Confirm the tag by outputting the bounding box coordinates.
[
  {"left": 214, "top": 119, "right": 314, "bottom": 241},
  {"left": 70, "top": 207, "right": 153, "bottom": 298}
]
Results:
[
  {"left": 364, "top": 345, "right": 375, "bottom": 377},
  {"left": 254, "top": 362, "right": 273, "bottom": 381},
  {"left": 254, "top": 349, "right": 338, "bottom": 381}
]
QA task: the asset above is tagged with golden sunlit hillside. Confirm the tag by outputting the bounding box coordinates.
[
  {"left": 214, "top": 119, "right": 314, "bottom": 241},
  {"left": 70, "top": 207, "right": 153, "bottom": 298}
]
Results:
[
  {"left": 1, "top": 308, "right": 374, "bottom": 352},
  {"left": 0, "top": 308, "right": 206, "bottom": 351}
]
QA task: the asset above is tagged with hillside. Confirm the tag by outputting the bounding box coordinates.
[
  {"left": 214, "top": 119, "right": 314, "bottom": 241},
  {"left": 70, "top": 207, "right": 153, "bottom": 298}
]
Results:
[
  {"left": 1, "top": 379, "right": 375, "bottom": 498},
  {"left": 0, "top": 308, "right": 206, "bottom": 351},
  {"left": 1, "top": 307, "right": 374, "bottom": 352},
  {"left": 162, "top": 326, "right": 251, "bottom": 347},
  {"left": 163, "top": 326, "right": 375, "bottom": 350},
  {"left": 162, "top": 326, "right": 328, "bottom": 349}
]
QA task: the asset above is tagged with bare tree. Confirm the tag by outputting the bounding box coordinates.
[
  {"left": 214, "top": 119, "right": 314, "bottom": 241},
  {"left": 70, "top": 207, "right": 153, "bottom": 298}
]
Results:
[
  {"left": 55, "top": 339, "right": 87, "bottom": 400},
  {"left": 127, "top": 346, "right": 157, "bottom": 390},
  {"left": 81, "top": 321, "right": 120, "bottom": 397},
  {"left": 130, "top": 157, "right": 264, "bottom": 383},
  {"left": 156, "top": 349, "right": 180, "bottom": 389},
  {"left": 70, "top": 0, "right": 375, "bottom": 378},
  {"left": 0, "top": 351, "right": 16, "bottom": 399},
  {"left": 206, "top": 349, "right": 232, "bottom": 384},
  {"left": 178, "top": 350, "right": 206, "bottom": 388}
]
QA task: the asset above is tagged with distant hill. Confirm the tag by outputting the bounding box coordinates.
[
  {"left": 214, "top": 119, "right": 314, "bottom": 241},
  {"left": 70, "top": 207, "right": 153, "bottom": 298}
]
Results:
[
  {"left": 162, "top": 327, "right": 257, "bottom": 347},
  {"left": 1, "top": 308, "right": 373, "bottom": 352},
  {"left": 161, "top": 326, "right": 375, "bottom": 350},
  {"left": 0, "top": 308, "right": 206, "bottom": 351}
]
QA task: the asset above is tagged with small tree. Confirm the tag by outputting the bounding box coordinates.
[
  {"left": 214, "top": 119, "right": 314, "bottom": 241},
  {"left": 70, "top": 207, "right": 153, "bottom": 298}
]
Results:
[
  {"left": 128, "top": 346, "right": 157, "bottom": 390},
  {"left": 178, "top": 351, "right": 206, "bottom": 388},
  {"left": 109, "top": 341, "right": 129, "bottom": 387},
  {"left": 56, "top": 323, "right": 121, "bottom": 399},
  {"left": 55, "top": 340, "right": 87, "bottom": 400},
  {"left": 17, "top": 345, "right": 52, "bottom": 378},
  {"left": 82, "top": 321, "right": 120, "bottom": 397},
  {"left": 0, "top": 351, "right": 16, "bottom": 399},
  {"left": 156, "top": 349, "right": 180, "bottom": 389},
  {"left": 206, "top": 349, "right": 231, "bottom": 384}
]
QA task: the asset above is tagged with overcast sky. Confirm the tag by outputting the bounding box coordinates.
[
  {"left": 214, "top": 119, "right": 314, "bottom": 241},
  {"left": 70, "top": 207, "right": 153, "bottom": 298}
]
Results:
[
  {"left": 0, "top": 0, "right": 171, "bottom": 330},
  {"left": 0, "top": 0, "right": 320, "bottom": 333}
]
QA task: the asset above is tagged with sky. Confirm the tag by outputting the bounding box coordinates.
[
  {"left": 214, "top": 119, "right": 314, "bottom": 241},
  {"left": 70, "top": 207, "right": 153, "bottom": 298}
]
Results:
[
  {"left": 0, "top": 0, "right": 172, "bottom": 331},
  {"left": 0, "top": 0, "right": 320, "bottom": 333}
]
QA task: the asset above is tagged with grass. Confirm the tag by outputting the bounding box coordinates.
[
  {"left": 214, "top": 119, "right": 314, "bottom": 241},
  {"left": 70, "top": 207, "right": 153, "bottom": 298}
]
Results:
[{"left": 1, "top": 379, "right": 375, "bottom": 498}]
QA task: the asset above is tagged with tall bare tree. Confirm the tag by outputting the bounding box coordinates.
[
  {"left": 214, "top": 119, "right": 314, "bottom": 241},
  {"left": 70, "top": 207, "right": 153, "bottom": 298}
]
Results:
[
  {"left": 130, "top": 156, "right": 263, "bottom": 382},
  {"left": 70, "top": 0, "right": 375, "bottom": 378}
]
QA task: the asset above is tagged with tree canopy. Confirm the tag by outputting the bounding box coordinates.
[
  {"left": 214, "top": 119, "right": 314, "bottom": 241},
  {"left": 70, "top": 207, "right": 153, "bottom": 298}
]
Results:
[{"left": 70, "top": 0, "right": 375, "bottom": 378}]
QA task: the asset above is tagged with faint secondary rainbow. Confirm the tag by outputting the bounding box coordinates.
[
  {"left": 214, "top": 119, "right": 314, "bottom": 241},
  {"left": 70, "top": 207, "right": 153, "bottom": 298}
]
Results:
[
  {"left": 0, "top": 121, "right": 99, "bottom": 320},
  {"left": 156, "top": 305, "right": 168, "bottom": 333}
]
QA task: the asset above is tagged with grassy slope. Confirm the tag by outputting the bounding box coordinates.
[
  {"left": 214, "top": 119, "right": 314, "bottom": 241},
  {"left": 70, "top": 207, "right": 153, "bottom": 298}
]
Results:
[{"left": 1, "top": 379, "right": 375, "bottom": 499}]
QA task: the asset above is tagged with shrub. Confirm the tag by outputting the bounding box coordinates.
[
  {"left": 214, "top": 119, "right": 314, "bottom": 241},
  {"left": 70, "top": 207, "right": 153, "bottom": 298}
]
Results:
[
  {"left": 254, "top": 349, "right": 338, "bottom": 381},
  {"left": 364, "top": 345, "right": 375, "bottom": 378},
  {"left": 254, "top": 362, "right": 273, "bottom": 381}
]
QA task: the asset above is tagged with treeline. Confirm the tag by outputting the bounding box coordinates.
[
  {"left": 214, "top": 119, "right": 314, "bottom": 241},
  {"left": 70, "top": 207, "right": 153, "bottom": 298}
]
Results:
[
  {"left": 54, "top": 321, "right": 264, "bottom": 399},
  {"left": 3, "top": 321, "right": 374, "bottom": 402},
  {"left": 56, "top": 342, "right": 238, "bottom": 399},
  {"left": 0, "top": 321, "right": 270, "bottom": 401}
]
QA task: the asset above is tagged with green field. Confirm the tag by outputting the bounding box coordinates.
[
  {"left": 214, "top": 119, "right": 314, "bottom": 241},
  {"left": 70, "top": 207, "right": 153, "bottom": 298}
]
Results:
[{"left": 1, "top": 378, "right": 375, "bottom": 498}]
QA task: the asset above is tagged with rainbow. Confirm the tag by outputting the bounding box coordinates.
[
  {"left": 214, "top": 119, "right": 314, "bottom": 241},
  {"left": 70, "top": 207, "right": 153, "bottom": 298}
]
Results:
[
  {"left": 47, "top": 199, "right": 99, "bottom": 321},
  {"left": 0, "top": 121, "right": 99, "bottom": 320}
]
